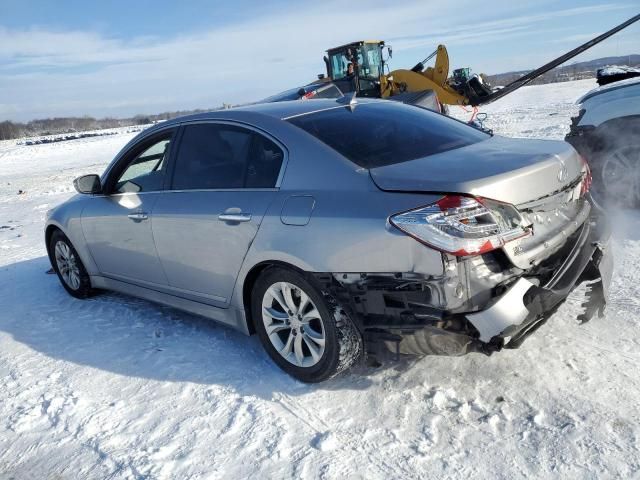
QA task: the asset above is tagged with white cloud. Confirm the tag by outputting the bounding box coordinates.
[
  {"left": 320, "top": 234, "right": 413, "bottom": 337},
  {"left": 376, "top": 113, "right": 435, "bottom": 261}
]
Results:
[{"left": 0, "top": 1, "right": 636, "bottom": 120}]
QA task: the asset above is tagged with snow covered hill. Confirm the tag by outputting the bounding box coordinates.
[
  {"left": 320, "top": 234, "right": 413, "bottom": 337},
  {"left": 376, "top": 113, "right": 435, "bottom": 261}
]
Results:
[{"left": 1, "top": 79, "right": 639, "bottom": 479}]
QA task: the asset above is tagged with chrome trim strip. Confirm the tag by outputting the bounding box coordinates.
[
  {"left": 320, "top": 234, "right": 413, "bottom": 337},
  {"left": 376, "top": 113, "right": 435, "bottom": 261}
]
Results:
[
  {"left": 97, "top": 187, "right": 279, "bottom": 199},
  {"left": 101, "top": 119, "right": 290, "bottom": 194},
  {"left": 282, "top": 99, "right": 388, "bottom": 120}
]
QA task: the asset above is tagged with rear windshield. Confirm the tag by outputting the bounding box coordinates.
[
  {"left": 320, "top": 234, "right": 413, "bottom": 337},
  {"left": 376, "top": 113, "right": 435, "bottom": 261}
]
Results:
[{"left": 287, "top": 102, "right": 489, "bottom": 168}]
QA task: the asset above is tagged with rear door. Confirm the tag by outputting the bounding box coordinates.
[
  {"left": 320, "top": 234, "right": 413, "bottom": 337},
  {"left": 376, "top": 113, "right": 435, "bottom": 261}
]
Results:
[{"left": 152, "top": 121, "right": 285, "bottom": 306}]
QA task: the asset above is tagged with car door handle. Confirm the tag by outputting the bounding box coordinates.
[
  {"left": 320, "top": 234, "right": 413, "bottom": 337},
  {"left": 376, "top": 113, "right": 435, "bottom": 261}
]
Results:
[
  {"left": 127, "top": 212, "right": 149, "bottom": 221},
  {"left": 218, "top": 213, "right": 251, "bottom": 223}
]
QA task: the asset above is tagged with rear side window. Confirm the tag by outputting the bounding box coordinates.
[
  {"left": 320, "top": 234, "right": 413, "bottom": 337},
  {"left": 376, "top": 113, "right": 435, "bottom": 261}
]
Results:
[
  {"left": 172, "top": 123, "right": 284, "bottom": 190},
  {"left": 287, "top": 102, "right": 489, "bottom": 168}
]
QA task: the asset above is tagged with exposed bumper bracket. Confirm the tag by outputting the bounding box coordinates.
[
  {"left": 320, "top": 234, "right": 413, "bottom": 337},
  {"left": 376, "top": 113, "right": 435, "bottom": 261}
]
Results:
[{"left": 466, "top": 278, "right": 535, "bottom": 343}]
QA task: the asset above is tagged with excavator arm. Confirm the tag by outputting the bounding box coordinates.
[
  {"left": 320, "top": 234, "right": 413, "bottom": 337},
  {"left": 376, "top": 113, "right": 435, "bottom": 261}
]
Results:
[
  {"left": 387, "top": 13, "right": 640, "bottom": 107},
  {"left": 474, "top": 12, "right": 640, "bottom": 106}
]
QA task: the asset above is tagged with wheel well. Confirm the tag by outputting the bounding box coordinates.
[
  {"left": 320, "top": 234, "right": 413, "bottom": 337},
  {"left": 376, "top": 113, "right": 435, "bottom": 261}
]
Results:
[
  {"left": 241, "top": 260, "right": 308, "bottom": 335},
  {"left": 595, "top": 115, "right": 640, "bottom": 148},
  {"left": 571, "top": 115, "right": 640, "bottom": 160},
  {"left": 44, "top": 225, "right": 62, "bottom": 266}
]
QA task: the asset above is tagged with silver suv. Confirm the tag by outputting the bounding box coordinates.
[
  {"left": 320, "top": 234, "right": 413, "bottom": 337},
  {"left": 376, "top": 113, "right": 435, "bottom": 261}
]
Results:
[
  {"left": 46, "top": 99, "right": 612, "bottom": 382},
  {"left": 566, "top": 77, "right": 640, "bottom": 206}
]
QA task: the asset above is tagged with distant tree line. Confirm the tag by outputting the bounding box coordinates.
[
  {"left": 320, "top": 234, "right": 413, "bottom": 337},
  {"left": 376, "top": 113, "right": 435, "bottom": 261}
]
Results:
[
  {"left": 484, "top": 69, "right": 595, "bottom": 88},
  {"left": 484, "top": 55, "right": 639, "bottom": 88},
  {"left": 0, "top": 108, "right": 216, "bottom": 141}
]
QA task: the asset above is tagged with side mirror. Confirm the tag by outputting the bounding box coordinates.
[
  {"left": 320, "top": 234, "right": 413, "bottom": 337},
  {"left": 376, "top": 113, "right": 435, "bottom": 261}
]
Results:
[{"left": 73, "top": 174, "right": 102, "bottom": 194}]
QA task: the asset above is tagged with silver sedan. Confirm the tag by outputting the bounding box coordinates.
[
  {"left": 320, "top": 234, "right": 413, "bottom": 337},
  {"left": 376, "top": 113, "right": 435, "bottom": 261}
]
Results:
[{"left": 46, "top": 98, "right": 612, "bottom": 382}]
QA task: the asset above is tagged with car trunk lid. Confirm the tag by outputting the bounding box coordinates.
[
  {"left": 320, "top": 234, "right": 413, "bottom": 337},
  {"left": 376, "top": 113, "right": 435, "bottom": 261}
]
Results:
[{"left": 369, "top": 136, "right": 583, "bottom": 206}]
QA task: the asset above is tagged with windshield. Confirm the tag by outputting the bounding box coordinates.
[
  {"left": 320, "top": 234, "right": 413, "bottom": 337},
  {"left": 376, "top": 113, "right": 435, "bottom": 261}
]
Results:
[
  {"left": 287, "top": 102, "right": 490, "bottom": 169},
  {"left": 329, "top": 44, "right": 383, "bottom": 80},
  {"left": 358, "top": 44, "right": 383, "bottom": 79}
]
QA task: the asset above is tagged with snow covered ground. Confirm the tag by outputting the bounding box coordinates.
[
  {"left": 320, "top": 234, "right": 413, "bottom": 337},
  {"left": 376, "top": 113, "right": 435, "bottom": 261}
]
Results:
[{"left": 1, "top": 79, "right": 639, "bottom": 479}]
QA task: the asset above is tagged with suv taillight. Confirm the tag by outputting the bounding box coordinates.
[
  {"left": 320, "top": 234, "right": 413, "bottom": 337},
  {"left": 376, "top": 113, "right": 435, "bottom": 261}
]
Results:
[
  {"left": 389, "top": 195, "right": 530, "bottom": 256},
  {"left": 579, "top": 154, "right": 592, "bottom": 196}
]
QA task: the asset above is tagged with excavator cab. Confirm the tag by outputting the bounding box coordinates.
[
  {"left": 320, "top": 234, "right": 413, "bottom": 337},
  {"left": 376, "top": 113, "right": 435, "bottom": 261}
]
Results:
[{"left": 324, "top": 41, "right": 387, "bottom": 98}]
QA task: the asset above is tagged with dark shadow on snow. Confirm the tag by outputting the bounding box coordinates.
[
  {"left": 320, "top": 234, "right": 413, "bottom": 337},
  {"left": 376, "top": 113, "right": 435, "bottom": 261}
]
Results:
[{"left": 0, "top": 256, "right": 417, "bottom": 396}]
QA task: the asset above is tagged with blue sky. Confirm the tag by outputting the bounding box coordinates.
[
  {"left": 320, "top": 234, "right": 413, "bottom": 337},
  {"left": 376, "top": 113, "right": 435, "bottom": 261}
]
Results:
[{"left": 1, "top": 0, "right": 638, "bottom": 121}]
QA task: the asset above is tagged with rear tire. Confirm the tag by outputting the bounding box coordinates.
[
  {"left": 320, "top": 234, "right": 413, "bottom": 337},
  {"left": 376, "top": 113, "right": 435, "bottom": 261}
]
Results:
[
  {"left": 251, "top": 267, "right": 362, "bottom": 383},
  {"left": 579, "top": 119, "right": 640, "bottom": 208},
  {"left": 591, "top": 143, "right": 640, "bottom": 208},
  {"left": 49, "top": 230, "right": 94, "bottom": 299}
]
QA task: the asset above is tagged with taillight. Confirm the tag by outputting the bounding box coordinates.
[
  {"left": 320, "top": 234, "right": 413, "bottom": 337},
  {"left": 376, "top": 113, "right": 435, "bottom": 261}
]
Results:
[
  {"left": 579, "top": 154, "right": 592, "bottom": 196},
  {"left": 389, "top": 195, "right": 530, "bottom": 257}
]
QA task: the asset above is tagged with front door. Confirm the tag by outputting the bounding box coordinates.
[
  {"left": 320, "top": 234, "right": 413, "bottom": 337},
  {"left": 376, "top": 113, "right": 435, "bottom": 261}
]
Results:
[
  {"left": 81, "top": 130, "right": 176, "bottom": 287},
  {"left": 152, "top": 122, "right": 285, "bottom": 306}
]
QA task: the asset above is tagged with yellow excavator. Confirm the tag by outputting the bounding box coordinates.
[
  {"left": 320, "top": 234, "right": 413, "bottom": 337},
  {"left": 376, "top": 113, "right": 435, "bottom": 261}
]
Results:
[
  {"left": 310, "top": 14, "right": 639, "bottom": 109},
  {"left": 320, "top": 41, "right": 476, "bottom": 108}
]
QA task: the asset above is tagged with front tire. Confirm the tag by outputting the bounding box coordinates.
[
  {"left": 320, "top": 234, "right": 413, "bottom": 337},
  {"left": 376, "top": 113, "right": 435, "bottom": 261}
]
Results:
[
  {"left": 593, "top": 143, "right": 640, "bottom": 207},
  {"left": 49, "top": 230, "right": 94, "bottom": 299},
  {"left": 576, "top": 119, "right": 640, "bottom": 208},
  {"left": 252, "top": 267, "right": 362, "bottom": 383}
]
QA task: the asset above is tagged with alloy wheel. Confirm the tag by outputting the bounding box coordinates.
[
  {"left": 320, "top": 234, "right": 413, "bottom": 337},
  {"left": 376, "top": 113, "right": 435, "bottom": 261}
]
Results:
[
  {"left": 261, "top": 281, "right": 326, "bottom": 368},
  {"left": 54, "top": 240, "right": 81, "bottom": 290}
]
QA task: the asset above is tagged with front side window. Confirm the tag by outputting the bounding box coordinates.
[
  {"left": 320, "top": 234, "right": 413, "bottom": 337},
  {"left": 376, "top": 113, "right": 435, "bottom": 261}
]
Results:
[
  {"left": 361, "top": 44, "right": 383, "bottom": 78},
  {"left": 114, "top": 134, "right": 173, "bottom": 193},
  {"left": 172, "top": 123, "right": 284, "bottom": 190}
]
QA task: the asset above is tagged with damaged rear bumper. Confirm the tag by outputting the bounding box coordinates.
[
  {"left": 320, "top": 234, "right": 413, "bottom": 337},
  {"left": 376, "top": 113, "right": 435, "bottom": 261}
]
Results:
[
  {"left": 467, "top": 212, "right": 612, "bottom": 349},
  {"left": 318, "top": 197, "right": 612, "bottom": 358}
]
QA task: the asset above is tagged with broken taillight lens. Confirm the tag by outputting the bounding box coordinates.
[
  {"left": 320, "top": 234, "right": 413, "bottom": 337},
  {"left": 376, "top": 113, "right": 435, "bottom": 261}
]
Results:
[{"left": 389, "top": 195, "right": 530, "bottom": 256}]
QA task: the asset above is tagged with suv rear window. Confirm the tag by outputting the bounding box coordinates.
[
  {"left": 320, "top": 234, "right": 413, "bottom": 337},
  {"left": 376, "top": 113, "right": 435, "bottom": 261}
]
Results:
[{"left": 287, "top": 102, "right": 489, "bottom": 168}]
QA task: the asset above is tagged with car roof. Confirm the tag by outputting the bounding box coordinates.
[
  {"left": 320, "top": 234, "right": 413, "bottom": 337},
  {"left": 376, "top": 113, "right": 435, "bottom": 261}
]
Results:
[
  {"left": 146, "top": 98, "right": 387, "bottom": 132},
  {"left": 577, "top": 76, "right": 640, "bottom": 104}
]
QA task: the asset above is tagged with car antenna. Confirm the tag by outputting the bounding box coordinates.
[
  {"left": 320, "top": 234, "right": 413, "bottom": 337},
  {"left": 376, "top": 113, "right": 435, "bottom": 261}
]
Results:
[
  {"left": 336, "top": 91, "right": 358, "bottom": 111},
  {"left": 348, "top": 91, "right": 358, "bottom": 111}
]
